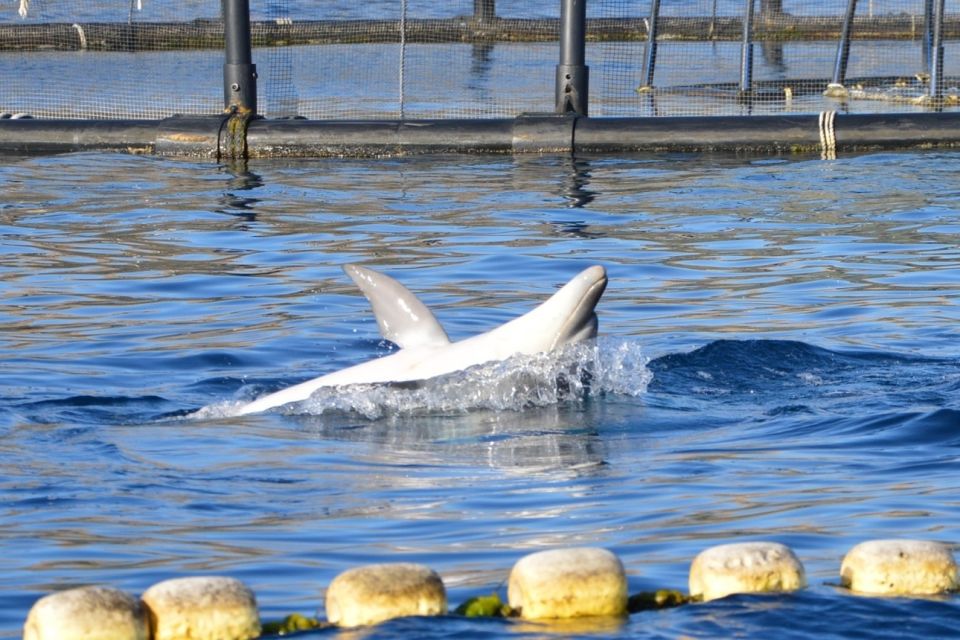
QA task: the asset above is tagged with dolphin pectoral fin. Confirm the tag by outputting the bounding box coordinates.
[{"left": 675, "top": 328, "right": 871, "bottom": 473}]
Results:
[{"left": 343, "top": 264, "right": 451, "bottom": 349}]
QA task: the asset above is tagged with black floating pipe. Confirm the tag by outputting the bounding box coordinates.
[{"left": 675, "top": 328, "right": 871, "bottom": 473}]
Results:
[
  {"left": 556, "top": 0, "right": 589, "bottom": 115},
  {"left": 639, "top": 0, "right": 662, "bottom": 90},
  {"left": 738, "top": 0, "right": 755, "bottom": 96},
  {"left": 574, "top": 113, "right": 960, "bottom": 154},
  {"left": 5, "top": 113, "right": 960, "bottom": 157},
  {"left": 222, "top": 0, "right": 257, "bottom": 114},
  {"left": 830, "top": 0, "right": 858, "bottom": 88},
  {"left": 929, "top": 0, "right": 946, "bottom": 101}
]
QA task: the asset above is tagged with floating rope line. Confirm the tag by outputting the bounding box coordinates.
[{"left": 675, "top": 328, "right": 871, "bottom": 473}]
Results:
[{"left": 818, "top": 110, "right": 837, "bottom": 160}]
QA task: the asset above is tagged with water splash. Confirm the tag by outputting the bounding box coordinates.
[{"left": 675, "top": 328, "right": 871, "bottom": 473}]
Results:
[{"left": 197, "top": 338, "right": 651, "bottom": 420}]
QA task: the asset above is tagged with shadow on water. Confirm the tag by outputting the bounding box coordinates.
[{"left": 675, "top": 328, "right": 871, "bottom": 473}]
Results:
[
  {"left": 558, "top": 156, "right": 596, "bottom": 209},
  {"left": 216, "top": 162, "right": 264, "bottom": 222},
  {"left": 545, "top": 156, "right": 602, "bottom": 237}
]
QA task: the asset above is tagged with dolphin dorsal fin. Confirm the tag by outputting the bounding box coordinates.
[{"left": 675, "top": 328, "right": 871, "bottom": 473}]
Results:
[{"left": 343, "top": 264, "right": 451, "bottom": 349}]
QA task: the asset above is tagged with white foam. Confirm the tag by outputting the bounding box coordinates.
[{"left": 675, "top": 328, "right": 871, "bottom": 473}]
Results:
[{"left": 195, "top": 338, "right": 651, "bottom": 420}]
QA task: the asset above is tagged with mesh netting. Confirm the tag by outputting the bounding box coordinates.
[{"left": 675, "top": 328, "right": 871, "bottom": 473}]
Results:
[
  {"left": 596, "top": 0, "right": 959, "bottom": 116},
  {"left": 0, "top": 0, "right": 957, "bottom": 120}
]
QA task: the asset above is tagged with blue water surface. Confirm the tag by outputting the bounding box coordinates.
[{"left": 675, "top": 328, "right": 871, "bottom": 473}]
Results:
[{"left": 1, "top": 150, "right": 959, "bottom": 637}]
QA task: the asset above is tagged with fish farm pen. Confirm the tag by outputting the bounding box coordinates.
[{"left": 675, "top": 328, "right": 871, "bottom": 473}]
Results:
[{"left": 1, "top": 0, "right": 959, "bottom": 158}]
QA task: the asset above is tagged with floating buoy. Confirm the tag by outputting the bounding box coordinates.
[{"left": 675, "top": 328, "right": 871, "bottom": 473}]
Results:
[
  {"left": 689, "top": 541, "right": 806, "bottom": 602},
  {"left": 23, "top": 585, "right": 147, "bottom": 640},
  {"left": 508, "top": 547, "right": 628, "bottom": 619},
  {"left": 840, "top": 539, "right": 959, "bottom": 596},
  {"left": 324, "top": 563, "right": 447, "bottom": 627},
  {"left": 140, "top": 576, "right": 260, "bottom": 640}
]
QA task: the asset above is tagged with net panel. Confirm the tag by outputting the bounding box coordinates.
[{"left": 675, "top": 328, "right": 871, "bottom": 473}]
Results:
[
  {"left": 264, "top": 0, "right": 558, "bottom": 119},
  {"left": 0, "top": 0, "right": 956, "bottom": 120},
  {"left": 592, "top": 0, "right": 960, "bottom": 116},
  {"left": 1, "top": 1, "right": 223, "bottom": 118}
]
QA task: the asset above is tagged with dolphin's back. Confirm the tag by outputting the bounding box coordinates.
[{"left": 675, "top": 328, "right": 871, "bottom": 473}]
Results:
[{"left": 232, "top": 265, "right": 607, "bottom": 415}]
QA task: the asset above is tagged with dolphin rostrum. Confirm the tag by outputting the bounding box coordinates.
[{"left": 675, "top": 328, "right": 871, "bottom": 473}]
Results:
[{"left": 233, "top": 264, "right": 608, "bottom": 415}]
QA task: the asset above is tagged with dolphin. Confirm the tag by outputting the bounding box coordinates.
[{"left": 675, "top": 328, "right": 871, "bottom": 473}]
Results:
[{"left": 233, "top": 264, "right": 608, "bottom": 415}]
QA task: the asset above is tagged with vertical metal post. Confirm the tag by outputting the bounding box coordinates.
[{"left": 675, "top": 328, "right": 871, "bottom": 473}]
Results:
[
  {"left": 738, "top": 0, "right": 755, "bottom": 95},
  {"left": 639, "top": 0, "right": 661, "bottom": 90},
  {"left": 830, "top": 0, "right": 858, "bottom": 87},
  {"left": 223, "top": 0, "right": 258, "bottom": 114},
  {"left": 929, "top": 0, "right": 946, "bottom": 101},
  {"left": 474, "top": 0, "right": 495, "bottom": 22},
  {"left": 556, "top": 0, "right": 589, "bottom": 115},
  {"left": 922, "top": 0, "right": 934, "bottom": 77}
]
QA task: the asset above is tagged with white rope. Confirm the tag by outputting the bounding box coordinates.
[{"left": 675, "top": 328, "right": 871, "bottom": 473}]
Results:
[
  {"left": 72, "top": 23, "right": 88, "bottom": 50},
  {"left": 399, "top": 0, "right": 407, "bottom": 119},
  {"left": 818, "top": 110, "right": 837, "bottom": 160}
]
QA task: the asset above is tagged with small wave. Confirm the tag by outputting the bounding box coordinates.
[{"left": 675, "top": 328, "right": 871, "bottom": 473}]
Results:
[
  {"left": 647, "top": 339, "right": 960, "bottom": 433},
  {"left": 16, "top": 394, "right": 174, "bottom": 425},
  {"left": 197, "top": 338, "right": 651, "bottom": 420},
  {"left": 648, "top": 339, "right": 948, "bottom": 393}
]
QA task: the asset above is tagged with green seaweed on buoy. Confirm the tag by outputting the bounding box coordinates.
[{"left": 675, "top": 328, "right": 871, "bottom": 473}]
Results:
[
  {"left": 261, "top": 613, "right": 327, "bottom": 636},
  {"left": 454, "top": 593, "right": 513, "bottom": 617},
  {"left": 627, "top": 589, "right": 690, "bottom": 612}
]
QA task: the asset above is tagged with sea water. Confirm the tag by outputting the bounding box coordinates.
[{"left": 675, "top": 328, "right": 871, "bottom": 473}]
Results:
[{"left": 1, "top": 151, "right": 959, "bottom": 637}]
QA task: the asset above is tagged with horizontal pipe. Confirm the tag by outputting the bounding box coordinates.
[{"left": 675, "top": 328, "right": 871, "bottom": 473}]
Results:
[
  {"left": 3, "top": 16, "right": 960, "bottom": 51},
  {"left": 2, "top": 113, "right": 960, "bottom": 157},
  {"left": 0, "top": 118, "right": 162, "bottom": 154},
  {"left": 574, "top": 112, "right": 960, "bottom": 152},
  {"left": 244, "top": 119, "right": 516, "bottom": 157}
]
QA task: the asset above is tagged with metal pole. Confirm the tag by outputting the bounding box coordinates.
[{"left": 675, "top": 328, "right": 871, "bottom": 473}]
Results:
[
  {"left": 830, "top": 0, "right": 858, "bottom": 87},
  {"left": 222, "top": 0, "right": 258, "bottom": 114},
  {"left": 474, "top": 0, "right": 495, "bottom": 22},
  {"left": 922, "top": 0, "right": 934, "bottom": 77},
  {"left": 639, "top": 0, "right": 661, "bottom": 90},
  {"left": 556, "top": 0, "right": 589, "bottom": 115},
  {"left": 739, "top": 0, "right": 755, "bottom": 95},
  {"left": 929, "top": 0, "right": 945, "bottom": 101}
]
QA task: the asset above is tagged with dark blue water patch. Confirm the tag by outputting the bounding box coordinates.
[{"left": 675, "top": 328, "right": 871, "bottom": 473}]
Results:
[
  {"left": 647, "top": 339, "right": 959, "bottom": 418},
  {"left": 649, "top": 339, "right": 935, "bottom": 392},
  {"left": 661, "top": 589, "right": 960, "bottom": 640},
  {"left": 814, "top": 408, "right": 960, "bottom": 448},
  {"left": 156, "top": 351, "right": 253, "bottom": 370},
  {"left": 91, "top": 351, "right": 260, "bottom": 373},
  {"left": 15, "top": 394, "right": 178, "bottom": 426}
]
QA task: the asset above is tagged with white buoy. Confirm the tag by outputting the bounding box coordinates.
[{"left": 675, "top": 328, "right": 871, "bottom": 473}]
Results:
[
  {"left": 325, "top": 563, "right": 447, "bottom": 627},
  {"left": 140, "top": 576, "right": 260, "bottom": 640},
  {"left": 23, "top": 585, "right": 148, "bottom": 640},
  {"left": 840, "top": 539, "right": 959, "bottom": 596},
  {"left": 507, "top": 547, "right": 628, "bottom": 619},
  {"left": 689, "top": 541, "right": 807, "bottom": 602}
]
